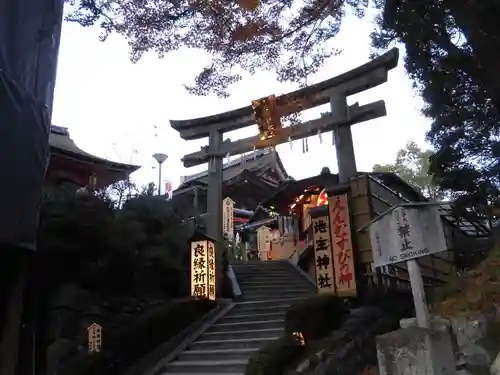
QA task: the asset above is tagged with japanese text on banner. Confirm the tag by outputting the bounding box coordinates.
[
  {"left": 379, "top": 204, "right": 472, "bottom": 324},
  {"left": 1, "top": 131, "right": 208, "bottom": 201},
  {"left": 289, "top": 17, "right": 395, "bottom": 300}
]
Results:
[
  {"left": 223, "top": 198, "right": 234, "bottom": 241},
  {"left": 207, "top": 241, "right": 216, "bottom": 300},
  {"left": 329, "top": 194, "right": 357, "bottom": 297},
  {"left": 191, "top": 241, "right": 208, "bottom": 298},
  {"left": 312, "top": 216, "right": 336, "bottom": 295}
]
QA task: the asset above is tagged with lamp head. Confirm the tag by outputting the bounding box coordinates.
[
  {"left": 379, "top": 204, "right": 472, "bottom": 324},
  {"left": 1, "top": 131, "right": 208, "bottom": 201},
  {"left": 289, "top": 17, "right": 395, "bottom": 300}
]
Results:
[{"left": 153, "top": 153, "right": 168, "bottom": 164}]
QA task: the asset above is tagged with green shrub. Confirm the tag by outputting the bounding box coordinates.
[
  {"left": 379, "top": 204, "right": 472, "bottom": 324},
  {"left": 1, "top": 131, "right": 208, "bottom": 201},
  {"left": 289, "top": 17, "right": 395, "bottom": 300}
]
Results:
[
  {"left": 245, "top": 335, "right": 303, "bottom": 375},
  {"left": 58, "top": 298, "right": 216, "bottom": 375},
  {"left": 285, "top": 295, "right": 347, "bottom": 341}
]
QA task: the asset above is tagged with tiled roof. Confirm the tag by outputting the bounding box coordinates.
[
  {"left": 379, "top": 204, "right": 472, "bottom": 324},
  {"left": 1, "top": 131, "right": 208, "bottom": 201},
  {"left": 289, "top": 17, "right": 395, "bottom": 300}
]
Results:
[
  {"left": 49, "top": 125, "right": 140, "bottom": 171},
  {"left": 179, "top": 148, "right": 290, "bottom": 188}
]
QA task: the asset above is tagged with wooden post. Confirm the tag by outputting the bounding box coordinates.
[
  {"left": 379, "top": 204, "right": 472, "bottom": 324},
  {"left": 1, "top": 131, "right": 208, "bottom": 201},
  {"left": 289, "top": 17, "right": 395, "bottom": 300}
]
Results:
[
  {"left": 207, "top": 129, "right": 224, "bottom": 296},
  {"left": 407, "top": 259, "right": 430, "bottom": 328}
]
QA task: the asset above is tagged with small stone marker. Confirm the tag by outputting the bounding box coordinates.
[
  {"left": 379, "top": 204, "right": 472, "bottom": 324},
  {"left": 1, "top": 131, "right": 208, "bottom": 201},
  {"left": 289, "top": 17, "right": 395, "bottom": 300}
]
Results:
[{"left": 377, "top": 327, "right": 456, "bottom": 375}]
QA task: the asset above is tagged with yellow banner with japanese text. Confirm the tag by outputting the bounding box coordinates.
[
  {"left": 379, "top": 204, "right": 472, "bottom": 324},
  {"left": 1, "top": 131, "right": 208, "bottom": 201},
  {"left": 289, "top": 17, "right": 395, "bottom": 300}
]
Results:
[{"left": 191, "top": 240, "right": 216, "bottom": 300}]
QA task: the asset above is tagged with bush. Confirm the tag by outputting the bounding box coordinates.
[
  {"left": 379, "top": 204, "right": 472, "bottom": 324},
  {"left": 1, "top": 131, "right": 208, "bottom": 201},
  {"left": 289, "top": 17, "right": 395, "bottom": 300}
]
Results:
[
  {"left": 285, "top": 295, "right": 347, "bottom": 341},
  {"left": 58, "top": 298, "right": 216, "bottom": 375},
  {"left": 245, "top": 335, "right": 303, "bottom": 375}
]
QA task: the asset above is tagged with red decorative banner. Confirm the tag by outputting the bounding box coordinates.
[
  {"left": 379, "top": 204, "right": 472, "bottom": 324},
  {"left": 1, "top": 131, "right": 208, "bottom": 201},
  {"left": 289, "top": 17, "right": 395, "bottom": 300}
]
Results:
[{"left": 328, "top": 194, "right": 357, "bottom": 297}]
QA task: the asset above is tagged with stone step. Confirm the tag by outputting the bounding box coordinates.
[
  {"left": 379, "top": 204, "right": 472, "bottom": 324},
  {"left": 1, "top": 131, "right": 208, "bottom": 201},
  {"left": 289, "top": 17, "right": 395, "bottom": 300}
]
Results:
[
  {"left": 233, "top": 270, "right": 297, "bottom": 275},
  {"left": 231, "top": 262, "right": 289, "bottom": 268},
  {"left": 163, "top": 359, "right": 247, "bottom": 373},
  {"left": 178, "top": 347, "right": 258, "bottom": 362},
  {"left": 236, "top": 277, "right": 304, "bottom": 285},
  {"left": 200, "top": 327, "right": 283, "bottom": 341},
  {"left": 189, "top": 337, "right": 278, "bottom": 350},
  {"left": 231, "top": 262, "right": 291, "bottom": 267},
  {"left": 232, "top": 267, "right": 294, "bottom": 273},
  {"left": 220, "top": 311, "right": 286, "bottom": 323},
  {"left": 234, "top": 271, "right": 301, "bottom": 277},
  {"left": 210, "top": 319, "right": 284, "bottom": 332},
  {"left": 242, "top": 290, "right": 313, "bottom": 301},
  {"left": 230, "top": 298, "right": 302, "bottom": 313},
  {"left": 242, "top": 287, "right": 313, "bottom": 295},
  {"left": 238, "top": 280, "right": 313, "bottom": 288},
  {"left": 230, "top": 304, "right": 291, "bottom": 316}
]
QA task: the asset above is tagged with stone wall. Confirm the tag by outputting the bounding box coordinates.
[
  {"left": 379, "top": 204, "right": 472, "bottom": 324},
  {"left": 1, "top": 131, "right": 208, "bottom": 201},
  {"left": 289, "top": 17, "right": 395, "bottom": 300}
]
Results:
[{"left": 394, "top": 313, "right": 500, "bottom": 375}]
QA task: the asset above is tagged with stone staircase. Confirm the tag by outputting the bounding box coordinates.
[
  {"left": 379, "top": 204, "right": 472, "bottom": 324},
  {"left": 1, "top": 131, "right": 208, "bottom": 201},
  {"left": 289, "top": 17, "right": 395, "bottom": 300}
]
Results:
[{"left": 159, "top": 260, "right": 316, "bottom": 375}]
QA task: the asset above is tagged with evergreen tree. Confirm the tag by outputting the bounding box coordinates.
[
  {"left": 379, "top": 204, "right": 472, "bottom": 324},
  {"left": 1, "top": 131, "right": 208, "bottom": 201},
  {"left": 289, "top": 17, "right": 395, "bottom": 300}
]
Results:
[
  {"left": 373, "top": 141, "right": 442, "bottom": 200},
  {"left": 372, "top": 0, "right": 500, "bottom": 209}
]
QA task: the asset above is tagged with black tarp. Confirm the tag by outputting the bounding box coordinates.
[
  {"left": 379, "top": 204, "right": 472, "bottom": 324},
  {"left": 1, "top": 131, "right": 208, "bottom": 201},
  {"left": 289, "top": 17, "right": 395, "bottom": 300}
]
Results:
[
  {"left": 0, "top": 71, "right": 50, "bottom": 251},
  {"left": 0, "top": 0, "right": 64, "bottom": 250}
]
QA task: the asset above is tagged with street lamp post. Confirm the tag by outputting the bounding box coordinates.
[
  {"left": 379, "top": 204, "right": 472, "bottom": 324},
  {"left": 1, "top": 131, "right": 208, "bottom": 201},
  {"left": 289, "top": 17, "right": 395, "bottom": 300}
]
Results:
[{"left": 152, "top": 153, "right": 168, "bottom": 196}]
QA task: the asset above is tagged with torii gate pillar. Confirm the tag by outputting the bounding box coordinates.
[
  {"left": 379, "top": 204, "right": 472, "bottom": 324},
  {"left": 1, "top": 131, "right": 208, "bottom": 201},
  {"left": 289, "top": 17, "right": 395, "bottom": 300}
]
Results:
[
  {"left": 207, "top": 129, "right": 224, "bottom": 292},
  {"left": 331, "top": 95, "right": 358, "bottom": 182}
]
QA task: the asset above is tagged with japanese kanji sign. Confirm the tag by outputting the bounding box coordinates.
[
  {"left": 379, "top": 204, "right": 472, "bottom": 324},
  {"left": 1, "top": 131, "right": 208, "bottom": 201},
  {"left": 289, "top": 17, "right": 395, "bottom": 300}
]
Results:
[
  {"left": 328, "top": 194, "right": 357, "bottom": 297},
  {"left": 312, "top": 216, "right": 336, "bottom": 295},
  {"left": 369, "top": 205, "right": 447, "bottom": 268},
  {"left": 207, "top": 241, "right": 216, "bottom": 300},
  {"left": 87, "top": 322, "right": 103, "bottom": 353},
  {"left": 191, "top": 240, "right": 216, "bottom": 300},
  {"left": 256, "top": 226, "right": 272, "bottom": 259},
  {"left": 222, "top": 197, "right": 235, "bottom": 241}
]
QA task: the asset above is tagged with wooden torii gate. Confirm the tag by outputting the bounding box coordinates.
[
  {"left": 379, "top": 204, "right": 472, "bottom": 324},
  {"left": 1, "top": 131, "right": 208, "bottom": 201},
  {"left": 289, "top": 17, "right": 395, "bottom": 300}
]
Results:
[{"left": 171, "top": 48, "right": 399, "bottom": 295}]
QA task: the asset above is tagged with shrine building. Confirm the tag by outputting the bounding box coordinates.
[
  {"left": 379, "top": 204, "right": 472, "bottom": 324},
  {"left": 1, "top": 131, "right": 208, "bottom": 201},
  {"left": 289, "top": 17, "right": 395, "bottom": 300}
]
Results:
[
  {"left": 46, "top": 125, "right": 140, "bottom": 191},
  {"left": 172, "top": 148, "right": 290, "bottom": 222},
  {"left": 242, "top": 164, "right": 490, "bottom": 296}
]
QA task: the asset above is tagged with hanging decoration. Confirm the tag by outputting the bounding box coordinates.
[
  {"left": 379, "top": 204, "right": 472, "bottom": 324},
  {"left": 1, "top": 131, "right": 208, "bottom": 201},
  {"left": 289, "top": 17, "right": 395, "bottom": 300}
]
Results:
[
  {"left": 226, "top": 152, "right": 230, "bottom": 164},
  {"left": 318, "top": 129, "right": 323, "bottom": 144},
  {"left": 251, "top": 94, "right": 282, "bottom": 141},
  {"left": 316, "top": 189, "right": 328, "bottom": 206},
  {"left": 288, "top": 136, "right": 293, "bottom": 149},
  {"left": 253, "top": 145, "right": 257, "bottom": 160}
]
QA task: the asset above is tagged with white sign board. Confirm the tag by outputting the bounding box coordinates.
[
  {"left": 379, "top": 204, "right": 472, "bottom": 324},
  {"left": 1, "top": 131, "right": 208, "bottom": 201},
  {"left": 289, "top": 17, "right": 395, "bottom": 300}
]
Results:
[
  {"left": 222, "top": 197, "right": 234, "bottom": 241},
  {"left": 369, "top": 205, "right": 448, "bottom": 268}
]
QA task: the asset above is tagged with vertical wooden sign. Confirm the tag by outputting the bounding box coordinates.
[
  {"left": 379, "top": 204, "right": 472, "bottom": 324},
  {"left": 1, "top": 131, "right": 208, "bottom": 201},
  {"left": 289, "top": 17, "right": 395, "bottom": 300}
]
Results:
[
  {"left": 222, "top": 197, "right": 235, "bottom": 241},
  {"left": 87, "top": 323, "right": 103, "bottom": 353},
  {"left": 328, "top": 194, "right": 357, "bottom": 297},
  {"left": 302, "top": 203, "right": 312, "bottom": 232},
  {"left": 256, "top": 226, "right": 271, "bottom": 260},
  {"left": 207, "top": 241, "right": 216, "bottom": 300},
  {"left": 311, "top": 216, "right": 336, "bottom": 295}
]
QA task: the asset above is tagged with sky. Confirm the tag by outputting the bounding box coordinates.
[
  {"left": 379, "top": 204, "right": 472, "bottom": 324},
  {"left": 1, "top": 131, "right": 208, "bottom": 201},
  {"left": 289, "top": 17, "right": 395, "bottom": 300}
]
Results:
[{"left": 51, "top": 6, "right": 432, "bottom": 191}]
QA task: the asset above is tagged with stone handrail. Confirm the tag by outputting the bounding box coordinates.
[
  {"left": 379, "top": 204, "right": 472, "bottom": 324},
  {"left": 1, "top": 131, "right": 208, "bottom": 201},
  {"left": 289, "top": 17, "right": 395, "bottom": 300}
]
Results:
[{"left": 227, "top": 265, "right": 242, "bottom": 299}]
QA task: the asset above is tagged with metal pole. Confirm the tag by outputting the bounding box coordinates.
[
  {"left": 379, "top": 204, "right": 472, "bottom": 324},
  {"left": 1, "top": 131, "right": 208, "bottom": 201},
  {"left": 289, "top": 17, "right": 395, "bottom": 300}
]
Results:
[{"left": 158, "top": 162, "right": 162, "bottom": 196}]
